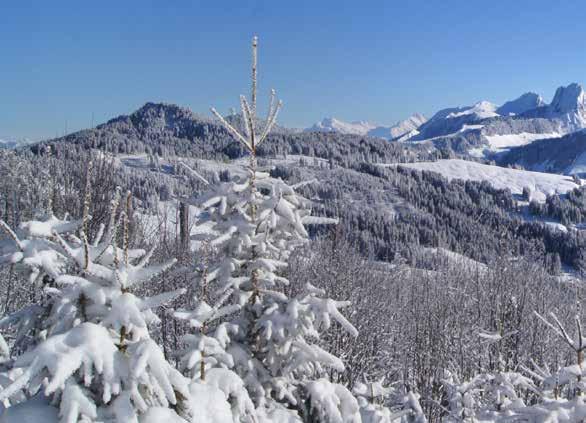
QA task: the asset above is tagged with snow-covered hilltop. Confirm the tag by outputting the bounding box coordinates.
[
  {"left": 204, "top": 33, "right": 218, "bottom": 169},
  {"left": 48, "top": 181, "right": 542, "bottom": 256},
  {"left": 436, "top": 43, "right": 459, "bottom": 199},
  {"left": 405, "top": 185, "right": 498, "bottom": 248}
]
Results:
[{"left": 391, "top": 159, "right": 579, "bottom": 202}]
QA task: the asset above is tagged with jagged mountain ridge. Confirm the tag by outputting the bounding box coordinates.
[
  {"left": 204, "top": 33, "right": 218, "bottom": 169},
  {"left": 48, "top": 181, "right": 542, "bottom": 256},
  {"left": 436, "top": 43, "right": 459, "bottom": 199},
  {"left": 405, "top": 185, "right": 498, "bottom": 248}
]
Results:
[
  {"left": 403, "top": 84, "right": 586, "bottom": 160},
  {"left": 305, "top": 113, "right": 428, "bottom": 140}
]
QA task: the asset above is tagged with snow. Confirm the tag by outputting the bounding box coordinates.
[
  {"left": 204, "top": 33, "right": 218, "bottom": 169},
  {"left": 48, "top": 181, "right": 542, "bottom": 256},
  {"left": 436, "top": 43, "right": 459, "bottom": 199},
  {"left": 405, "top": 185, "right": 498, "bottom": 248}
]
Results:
[
  {"left": 185, "top": 383, "right": 233, "bottom": 423},
  {"left": 447, "top": 101, "right": 499, "bottom": 119},
  {"left": 459, "top": 124, "right": 485, "bottom": 133},
  {"left": 305, "top": 114, "right": 427, "bottom": 140},
  {"left": 0, "top": 396, "right": 58, "bottom": 423},
  {"left": 139, "top": 408, "right": 188, "bottom": 423},
  {"left": 306, "top": 379, "right": 361, "bottom": 423},
  {"left": 389, "top": 159, "right": 579, "bottom": 202},
  {"left": 368, "top": 113, "right": 427, "bottom": 140},
  {"left": 549, "top": 83, "right": 586, "bottom": 114},
  {"left": 566, "top": 148, "right": 586, "bottom": 175},
  {"left": 484, "top": 132, "right": 561, "bottom": 151},
  {"left": 422, "top": 247, "right": 488, "bottom": 273},
  {"left": 405, "top": 122, "right": 483, "bottom": 145},
  {"left": 496, "top": 92, "right": 545, "bottom": 116},
  {"left": 0, "top": 137, "right": 35, "bottom": 149},
  {"left": 305, "top": 117, "right": 377, "bottom": 136}
]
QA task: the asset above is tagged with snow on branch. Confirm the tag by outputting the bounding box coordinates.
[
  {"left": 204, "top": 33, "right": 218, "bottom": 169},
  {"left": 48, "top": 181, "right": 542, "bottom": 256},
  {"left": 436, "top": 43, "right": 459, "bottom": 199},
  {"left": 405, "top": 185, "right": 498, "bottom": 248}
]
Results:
[
  {"left": 179, "top": 162, "right": 210, "bottom": 186},
  {"left": 0, "top": 220, "right": 24, "bottom": 251}
]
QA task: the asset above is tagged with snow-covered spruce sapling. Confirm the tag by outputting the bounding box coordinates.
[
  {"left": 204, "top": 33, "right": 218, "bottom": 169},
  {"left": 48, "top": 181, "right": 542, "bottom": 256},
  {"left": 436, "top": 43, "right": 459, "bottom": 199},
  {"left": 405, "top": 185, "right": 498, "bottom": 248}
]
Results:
[
  {"left": 0, "top": 188, "right": 190, "bottom": 422},
  {"left": 174, "top": 240, "right": 240, "bottom": 382},
  {"left": 196, "top": 35, "right": 358, "bottom": 415},
  {"left": 352, "top": 377, "right": 394, "bottom": 423}
]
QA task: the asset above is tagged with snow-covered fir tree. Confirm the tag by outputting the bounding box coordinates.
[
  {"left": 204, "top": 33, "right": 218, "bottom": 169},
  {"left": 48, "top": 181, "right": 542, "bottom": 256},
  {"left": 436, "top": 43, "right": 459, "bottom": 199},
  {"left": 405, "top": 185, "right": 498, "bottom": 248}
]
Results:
[
  {"left": 182, "top": 36, "right": 361, "bottom": 420},
  {"left": 0, "top": 187, "right": 195, "bottom": 422}
]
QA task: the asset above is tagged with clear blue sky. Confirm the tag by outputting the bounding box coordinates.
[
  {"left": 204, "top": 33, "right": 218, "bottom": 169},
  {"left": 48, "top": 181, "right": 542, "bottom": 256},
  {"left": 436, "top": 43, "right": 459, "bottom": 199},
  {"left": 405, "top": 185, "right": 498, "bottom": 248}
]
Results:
[{"left": 1, "top": 0, "right": 586, "bottom": 140}]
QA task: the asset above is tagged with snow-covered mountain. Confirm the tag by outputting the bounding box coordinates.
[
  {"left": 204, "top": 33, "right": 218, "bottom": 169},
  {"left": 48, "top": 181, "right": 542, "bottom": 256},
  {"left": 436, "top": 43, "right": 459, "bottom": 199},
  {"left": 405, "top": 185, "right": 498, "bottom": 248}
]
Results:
[
  {"left": 305, "top": 117, "right": 377, "bottom": 136},
  {"left": 305, "top": 113, "right": 427, "bottom": 140},
  {"left": 0, "top": 136, "right": 34, "bottom": 149},
  {"left": 523, "top": 83, "right": 586, "bottom": 131},
  {"left": 496, "top": 92, "right": 545, "bottom": 116},
  {"left": 369, "top": 113, "right": 428, "bottom": 140},
  {"left": 446, "top": 101, "right": 499, "bottom": 120},
  {"left": 304, "top": 83, "right": 586, "bottom": 151},
  {"left": 401, "top": 84, "right": 586, "bottom": 160},
  {"left": 409, "top": 102, "right": 494, "bottom": 141}
]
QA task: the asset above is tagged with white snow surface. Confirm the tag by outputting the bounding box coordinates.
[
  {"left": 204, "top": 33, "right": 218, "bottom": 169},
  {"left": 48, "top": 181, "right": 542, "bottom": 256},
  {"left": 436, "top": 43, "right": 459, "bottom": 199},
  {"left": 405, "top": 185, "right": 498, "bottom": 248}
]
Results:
[
  {"left": 566, "top": 147, "right": 586, "bottom": 175},
  {"left": 422, "top": 247, "right": 488, "bottom": 273},
  {"left": 447, "top": 101, "right": 499, "bottom": 119},
  {"left": 0, "top": 396, "right": 58, "bottom": 423},
  {"left": 391, "top": 159, "right": 579, "bottom": 202},
  {"left": 484, "top": 132, "right": 562, "bottom": 151}
]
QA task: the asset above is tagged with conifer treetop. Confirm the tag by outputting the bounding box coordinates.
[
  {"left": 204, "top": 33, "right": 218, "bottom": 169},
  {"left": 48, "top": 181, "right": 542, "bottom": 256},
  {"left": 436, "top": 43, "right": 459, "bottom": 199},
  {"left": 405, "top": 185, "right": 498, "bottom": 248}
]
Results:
[{"left": 210, "top": 36, "right": 282, "bottom": 154}]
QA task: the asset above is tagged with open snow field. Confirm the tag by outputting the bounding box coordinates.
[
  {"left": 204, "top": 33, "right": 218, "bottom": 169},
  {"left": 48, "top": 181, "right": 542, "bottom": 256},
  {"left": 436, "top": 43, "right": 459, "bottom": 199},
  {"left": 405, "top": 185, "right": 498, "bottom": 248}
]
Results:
[
  {"left": 484, "top": 132, "right": 561, "bottom": 151},
  {"left": 385, "top": 159, "right": 579, "bottom": 202}
]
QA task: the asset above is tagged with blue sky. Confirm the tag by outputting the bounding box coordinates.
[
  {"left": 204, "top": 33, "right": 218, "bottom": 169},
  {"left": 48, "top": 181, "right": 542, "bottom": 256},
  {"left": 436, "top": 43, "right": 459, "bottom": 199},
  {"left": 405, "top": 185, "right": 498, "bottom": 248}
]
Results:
[{"left": 1, "top": 0, "right": 586, "bottom": 140}]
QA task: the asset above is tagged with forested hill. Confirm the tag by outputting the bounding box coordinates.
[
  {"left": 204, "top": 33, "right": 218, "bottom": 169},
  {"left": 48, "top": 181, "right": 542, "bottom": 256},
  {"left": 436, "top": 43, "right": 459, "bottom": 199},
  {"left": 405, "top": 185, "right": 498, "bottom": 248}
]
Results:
[{"left": 37, "top": 102, "right": 439, "bottom": 164}]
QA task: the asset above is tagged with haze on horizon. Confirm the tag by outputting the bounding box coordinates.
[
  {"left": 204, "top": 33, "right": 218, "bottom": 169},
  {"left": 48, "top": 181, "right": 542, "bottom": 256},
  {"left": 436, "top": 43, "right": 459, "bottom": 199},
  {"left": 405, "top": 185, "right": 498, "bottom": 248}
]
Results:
[{"left": 2, "top": 0, "right": 586, "bottom": 140}]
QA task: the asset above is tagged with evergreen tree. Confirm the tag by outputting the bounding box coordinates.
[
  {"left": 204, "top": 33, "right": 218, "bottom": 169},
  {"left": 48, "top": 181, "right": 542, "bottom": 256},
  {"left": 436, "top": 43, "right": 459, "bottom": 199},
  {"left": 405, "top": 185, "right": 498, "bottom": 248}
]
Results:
[
  {"left": 0, "top": 188, "right": 191, "bottom": 422},
  {"left": 189, "top": 36, "right": 359, "bottom": 418}
]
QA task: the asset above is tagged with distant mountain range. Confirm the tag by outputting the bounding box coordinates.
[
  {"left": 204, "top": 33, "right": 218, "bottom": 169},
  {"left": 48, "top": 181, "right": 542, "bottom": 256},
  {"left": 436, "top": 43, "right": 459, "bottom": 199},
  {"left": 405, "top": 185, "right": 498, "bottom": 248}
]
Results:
[
  {"left": 304, "top": 84, "right": 586, "bottom": 154},
  {"left": 299, "top": 82, "right": 586, "bottom": 176},
  {"left": 305, "top": 113, "right": 427, "bottom": 140},
  {"left": 0, "top": 136, "right": 35, "bottom": 149}
]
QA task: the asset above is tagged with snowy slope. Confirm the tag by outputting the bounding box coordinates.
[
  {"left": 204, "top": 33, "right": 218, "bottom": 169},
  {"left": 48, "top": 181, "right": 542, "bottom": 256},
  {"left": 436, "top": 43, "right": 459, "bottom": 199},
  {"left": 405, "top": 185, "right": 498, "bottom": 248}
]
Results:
[
  {"left": 484, "top": 132, "right": 562, "bottom": 151},
  {"left": 422, "top": 247, "right": 488, "bottom": 273},
  {"left": 391, "top": 159, "right": 579, "bottom": 202}
]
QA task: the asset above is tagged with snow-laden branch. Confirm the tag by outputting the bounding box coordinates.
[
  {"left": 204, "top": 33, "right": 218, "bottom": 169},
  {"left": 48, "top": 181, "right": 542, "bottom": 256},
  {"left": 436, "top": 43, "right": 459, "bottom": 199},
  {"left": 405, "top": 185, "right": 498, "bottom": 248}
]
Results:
[
  {"left": 210, "top": 107, "right": 252, "bottom": 152},
  {"left": 0, "top": 219, "right": 23, "bottom": 251},
  {"left": 179, "top": 162, "right": 210, "bottom": 185},
  {"left": 534, "top": 311, "right": 581, "bottom": 351}
]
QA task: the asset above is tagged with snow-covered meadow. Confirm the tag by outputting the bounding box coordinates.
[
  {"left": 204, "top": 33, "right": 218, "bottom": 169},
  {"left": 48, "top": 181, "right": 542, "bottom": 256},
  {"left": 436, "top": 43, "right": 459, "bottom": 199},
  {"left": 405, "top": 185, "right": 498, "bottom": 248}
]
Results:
[{"left": 387, "top": 159, "right": 579, "bottom": 202}]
